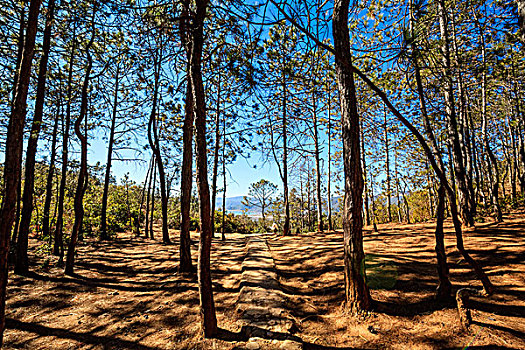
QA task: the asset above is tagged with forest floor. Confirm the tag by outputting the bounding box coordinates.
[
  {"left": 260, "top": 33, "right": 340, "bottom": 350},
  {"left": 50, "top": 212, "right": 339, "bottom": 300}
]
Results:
[{"left": 4, "top": 212, "right": 525, "bottom": 349}]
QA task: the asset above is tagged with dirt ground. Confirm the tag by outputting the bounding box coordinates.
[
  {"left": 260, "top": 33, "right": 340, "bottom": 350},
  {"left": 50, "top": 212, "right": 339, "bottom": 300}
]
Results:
[{"left": 4, "top": 213, "right": 525, "bottom": 349}]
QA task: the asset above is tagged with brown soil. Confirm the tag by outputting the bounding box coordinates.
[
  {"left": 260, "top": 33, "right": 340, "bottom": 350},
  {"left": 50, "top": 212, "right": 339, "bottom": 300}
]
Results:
[
  {"left": 4, "top": 213, "right": 525, "bottom": 349},
  {"left": 269, "top": 213, "right": 525, "bottom": 349}
]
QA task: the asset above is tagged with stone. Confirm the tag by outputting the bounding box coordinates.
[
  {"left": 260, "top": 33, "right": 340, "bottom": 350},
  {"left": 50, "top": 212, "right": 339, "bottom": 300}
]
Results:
[
  {"left": 245, "top": 340, "right": 260, "bottom": 350},
  {"left": 279, "top": 340, "right": 302, "bottom": 349}
]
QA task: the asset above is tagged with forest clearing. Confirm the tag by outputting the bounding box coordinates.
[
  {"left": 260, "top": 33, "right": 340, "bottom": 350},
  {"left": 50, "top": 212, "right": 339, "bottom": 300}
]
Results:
[{"left": 4, "top": 213, "right": 524, "bottom": 349}]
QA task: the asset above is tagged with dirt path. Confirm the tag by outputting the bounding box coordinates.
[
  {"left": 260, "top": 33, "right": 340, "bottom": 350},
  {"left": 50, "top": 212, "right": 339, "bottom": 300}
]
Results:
[{"left": 4, "top": 213, "right": 525, "bottom": 349}]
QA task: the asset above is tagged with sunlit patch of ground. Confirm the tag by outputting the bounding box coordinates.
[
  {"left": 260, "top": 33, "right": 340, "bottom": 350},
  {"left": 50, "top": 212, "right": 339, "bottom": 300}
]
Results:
[{"left": 268, "top": 213, "right": 525, "bottom": 349}]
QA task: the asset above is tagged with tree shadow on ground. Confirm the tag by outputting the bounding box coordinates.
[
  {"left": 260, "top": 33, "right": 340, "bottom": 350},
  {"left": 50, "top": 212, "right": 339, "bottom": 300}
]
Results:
[
  {"left": 6, "top": 318, "right": 157, "bottom": 350},
  {"left": 215, "top": 327, "right": 370, "bottom": 349}
]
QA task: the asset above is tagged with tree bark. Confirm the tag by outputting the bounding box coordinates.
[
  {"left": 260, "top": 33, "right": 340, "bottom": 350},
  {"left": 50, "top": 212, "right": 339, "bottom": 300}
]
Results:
[
  {"left": 361, "top": 119, "right": 371, "bottom": 226},
  {"left": 0, "top": 0, "right": 42, "bottom": 344},
  {"left": 15, "top": 0, "right": 55, "bottom": 274},
  {"left": 210, "top": 65, "right": 222, "bottom": 238},
  {"left": 65, "top": 10, "right": 96, "bottom": 276},
  {"left": 147, "top": 52, "right": 170, "bottom": 244},
  {"left": 190, "top": 0, "right": 218, "bottom": 337},
  {"left": 145, "top": 155, "right": 153, "bottom": 238},
  {"left": 54, "top": 27, "right": 77, "bottom": 259},
  {"left": 327, "top": 88, "right": 334, "bottom": 230},
  {"left": 150, "top": 161, "right": 156, "bottom": 239},
  {"left": 333, "top": 0, "right": 371, "bottom": 313},
  {"left": 282, "top": 79, "right": 290, "bottom": 236},
  {"left": 138, "top": 156, "right": 153, "bottom": 235},
  {"left": 42, "top": 98, "right": 61, "bottom": 243},
  {"left": 438, "top": 0, "right": 473, "bottom": 227},
  {"left": 100, "top": 63, "right": 120, "bottom": 240},
  {"left": 313, "top": 92, "right": 323, "bottom": 232},
  {"left": 221, "top": 118, "right": 227, "bottom": 241},
  {"left": 476, "top": 15, "right": 502, "bottom": 222},
  {"left": 178, "top": 0, "right": 195, "bottom": 273}
]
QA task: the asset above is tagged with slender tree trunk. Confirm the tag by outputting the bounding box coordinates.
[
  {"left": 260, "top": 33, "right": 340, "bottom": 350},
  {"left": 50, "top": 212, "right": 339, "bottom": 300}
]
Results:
[
  {"left": 370, "top": 172, "right": 379, "bottom": 231},
  {"left": 11, "top": 3, "right": 26, "bottom": 108},
  {"left": 178, "top": 0, "right": 195, "bottom": 273},
  {"left": 54, "top": 27, "right": 77, "bottom": 259},
  {"left": 42, "top": 98, "right": 61, "bottom": 243},
  {"left": 179, "top": 82, "right": 195, "bottom": 272},
  {"left": 65, "top": 10, "right": 96, "bottom": 276},
  {"left": 100, "top": 63, "right": 120, "bottom": 240},
  {"left": 0, "top": 0, "right": 42, "bottom": 344},
  {"left": 333, "top": 0, "right": 371, "bottom": 312},
  {"left": 9, "top": 3, "right": 27, "bottom": 248},
  {"left": 138, "top": 156, "right": 153, "bottom": 234},
  {"left": 394, "top": 139, "right": 402, "bottom": 222},
  {"left": 434, "top": 184, "right": 452, "bottom": 299},
  {"left": 361, "top": 120, "right": 371, "bottom": 226},
  {"left": 477, "top": 16, "right": 502, "bottom": 222},
  {"left": 327, "top": 90, "right": 334, "bottom": 230},
  {"left": 410, "top": 5, "right": 452, "bottom": 296},
  {"left": 438, "top": 0, "right": 473, "bottom": 227},
  {"left": 401, "top": 181, "right": 411, "bottom": 224},
  {"left": 383, "top": 107, "right": 392, "bottom": 222},
  {"left": 147, "top": 52, "right": 170, "bottom": 244},
  {"left": 282, "top": 80, "right": 290, "bottom": 236},
  {"left": 150, "top": 162, "right": 156, "bottom": 240},
  {"left": 145, "top": 155, "right": 153, "bottom": 238},
  {"left": 300, "top": 174, "right": 305, "bottom": 232},
  {"left": 426, "top": 162, "right": 435, "bottom": 218},
  {"left": 221, "top": 120, "right": 226, "bottom": 241},
  {"left": 210, "top": 67, "right": 222, "bottom": 238},
  {"left": 312, "top": 93, "right": 323, "bottom": 232},
  {"left": 191, "top": 0, "right": 218, "bottom": 337},
  {"left": 15, "top": 0, "right": 56, "bottom": 274}
]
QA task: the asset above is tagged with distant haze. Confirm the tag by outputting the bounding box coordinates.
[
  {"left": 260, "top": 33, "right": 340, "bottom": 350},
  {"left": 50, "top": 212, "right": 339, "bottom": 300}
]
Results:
[{"left": 215, "top": 196, "right": 342, "bottom": 216}]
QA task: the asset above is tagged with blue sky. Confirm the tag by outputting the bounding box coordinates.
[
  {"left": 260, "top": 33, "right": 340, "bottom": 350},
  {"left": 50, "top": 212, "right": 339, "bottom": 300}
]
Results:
[{"left": 88, "top": 132, "right": 284, "bottom": 197}]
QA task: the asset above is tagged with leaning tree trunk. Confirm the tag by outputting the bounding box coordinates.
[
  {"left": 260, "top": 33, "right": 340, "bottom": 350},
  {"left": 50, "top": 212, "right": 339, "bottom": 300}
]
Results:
[
  {"left": 0, "top": 0, "right": 42, "bottom": 344},
  {"left": 190, "top": 0, "right": 218, "bottom": 337},
  {"left": 65, "top": 10, "right": 96, "bottom": 276},
  {"left": 100, "top": 63, "right": 120, "bottom": 240},
  {"left": 333, "top": 0, "right": 371, "bottom": 313},
  {"left": 15, "top": 0, "right": 56, "bottom": 275}
]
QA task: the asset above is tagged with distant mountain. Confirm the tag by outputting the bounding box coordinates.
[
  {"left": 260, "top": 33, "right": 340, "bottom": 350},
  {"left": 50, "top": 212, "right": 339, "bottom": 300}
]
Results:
[
  {"left": 215, "top": 196, "right": 258, "bottom": 214},
  {"left": 215, "top": 195, "right": 343, "bottom": 215}
]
